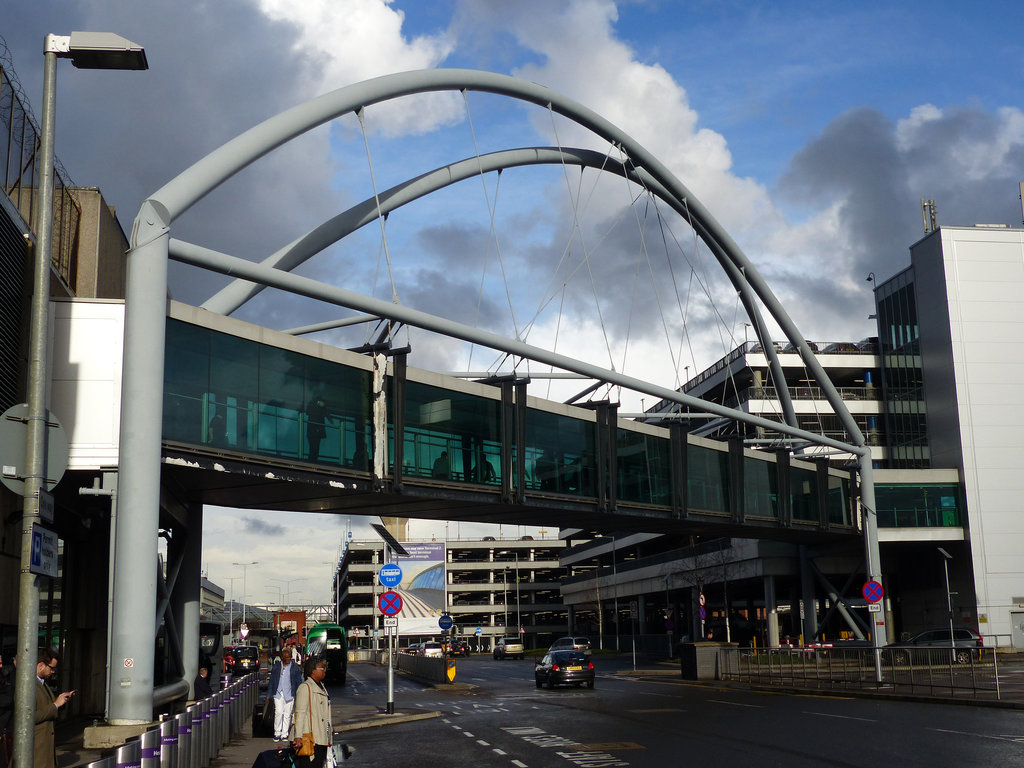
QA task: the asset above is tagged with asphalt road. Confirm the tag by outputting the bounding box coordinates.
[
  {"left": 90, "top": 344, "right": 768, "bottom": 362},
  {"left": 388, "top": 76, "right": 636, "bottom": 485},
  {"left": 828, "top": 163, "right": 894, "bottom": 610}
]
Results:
[{"left": 328, "top": 656, "right": 1024, "bottom": 768}]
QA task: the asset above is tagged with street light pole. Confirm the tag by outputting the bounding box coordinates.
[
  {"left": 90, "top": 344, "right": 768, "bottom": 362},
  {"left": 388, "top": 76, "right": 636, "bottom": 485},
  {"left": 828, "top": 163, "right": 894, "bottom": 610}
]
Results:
[
  {"left": 233, "top": 561, "right": 257, "bottom": 630},
  {"left": 938, "top": 547, "right": 955, "bottom": 656},
  {"left": 14, "top": 31, "right": 146, "bottom": 748}
]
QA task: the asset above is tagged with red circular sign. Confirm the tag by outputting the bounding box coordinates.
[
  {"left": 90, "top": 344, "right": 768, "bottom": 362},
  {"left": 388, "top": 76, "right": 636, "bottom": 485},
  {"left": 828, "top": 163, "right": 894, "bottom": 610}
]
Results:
[
  {"left": 378, "top": 590, "right": 403, "bottom": 616},
  {"left": 862, "top": 581, "right": 884, "bottom": 603}
]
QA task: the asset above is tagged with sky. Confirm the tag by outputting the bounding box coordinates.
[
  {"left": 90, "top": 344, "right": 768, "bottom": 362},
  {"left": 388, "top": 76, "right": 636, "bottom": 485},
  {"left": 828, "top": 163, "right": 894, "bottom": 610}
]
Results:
[{"left": 6, "top": 1, "right": 1024, "bottom": 606}]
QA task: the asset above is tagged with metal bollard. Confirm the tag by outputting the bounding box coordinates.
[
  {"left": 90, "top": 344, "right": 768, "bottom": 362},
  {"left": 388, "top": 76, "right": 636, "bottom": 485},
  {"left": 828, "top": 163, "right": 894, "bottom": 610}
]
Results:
[
  {"left": 229, "top": 681, "right": 239, "bottom": 736},
  {"left": 160, "top": 715, "right": 178, "bottom": 768},
  {"left": 194, "top": 699, "right": 207, "bottom": 768},
  {"left": 215, "top": 689, "right": 227, "bottom": 750},
  {"left": 141, "top": 726, "right": 161, "bottom": 768},
  {"left": 87, "top": 756, "right": 116, "bottom": 768},
  {"left": 116, "top": 738, "right": 142, "bottom": 768},
  {"left": 176, "top": 710, "right": 193, "bottom": 768}
]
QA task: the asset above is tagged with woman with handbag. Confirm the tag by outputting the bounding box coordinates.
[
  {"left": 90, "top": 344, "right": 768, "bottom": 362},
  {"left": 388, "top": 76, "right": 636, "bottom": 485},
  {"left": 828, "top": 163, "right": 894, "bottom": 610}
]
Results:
[{"left": 290, "top": 657, "right": 331, "bottom": 768}]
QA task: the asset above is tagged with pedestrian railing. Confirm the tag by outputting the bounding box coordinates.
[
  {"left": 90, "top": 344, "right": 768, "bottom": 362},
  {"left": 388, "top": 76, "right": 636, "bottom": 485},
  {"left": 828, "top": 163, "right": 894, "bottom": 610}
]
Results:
[
  {"left": 719, "top": 647, "right": 1002, "bottom": 700},
  {"left": 85, "top": 673, "right": 257, "bottom": 768}
]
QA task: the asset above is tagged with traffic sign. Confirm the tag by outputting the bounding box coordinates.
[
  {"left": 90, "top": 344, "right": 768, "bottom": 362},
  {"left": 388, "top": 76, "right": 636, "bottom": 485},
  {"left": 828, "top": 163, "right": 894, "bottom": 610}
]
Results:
[
  {"left": 379, "top": 563, "right": 402, "bottom": 588},
  {"left": 475, "top": 627, "right": 482, "bottom": 636},
  {"left": 383, "top": 617, "right": 398, "bottom": 627},
  {"left": 0, "top": 404, "right": 69, "bottom": 495},
  {"left": 378, "top": 590, "right": 403, "bottom": 616},
  {"left": 699, "top": 606, "right": 706, "bottom": 620},
  {"left": 438, "top": 614, "right": 453, "bottom": 631},
  {"left": 862, "top": 581, "right": 884, "bottom": 603},
  {"left": 698, "top": 592, "right": 706, "bottom": 607},
  {"left": 29, "top": 524, "right": 58, "bottom": 577}
]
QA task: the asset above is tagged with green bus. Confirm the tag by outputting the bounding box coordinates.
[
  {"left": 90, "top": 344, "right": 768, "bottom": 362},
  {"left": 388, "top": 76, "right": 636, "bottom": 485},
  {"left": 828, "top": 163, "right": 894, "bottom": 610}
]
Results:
[{"left": 305, "top": 623, "right": 347, "bottom": 685}]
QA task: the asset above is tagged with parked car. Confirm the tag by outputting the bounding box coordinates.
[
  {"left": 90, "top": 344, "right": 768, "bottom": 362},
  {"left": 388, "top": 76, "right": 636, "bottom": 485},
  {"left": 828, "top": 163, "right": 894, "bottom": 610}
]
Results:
[
  {"left": 404, "top": 643, "right": 422, "bottom": 655},
  {"left": 493, "top": 636, "right": 525, "bottom": 660},
  {"left": 535, "top": 651, "right": 595, "bottom": 689},
  {"left": 449, "top": 639, "right": 472, "bottom": 656},
  {"left": 230, "top": 645, "right": 260, "bottom": 674},
  {"left": 886, "top": 627, "right": 983, "bottom": 664},
  {"left": 548, "top": 636, "right": 591, "bottom": 655}
]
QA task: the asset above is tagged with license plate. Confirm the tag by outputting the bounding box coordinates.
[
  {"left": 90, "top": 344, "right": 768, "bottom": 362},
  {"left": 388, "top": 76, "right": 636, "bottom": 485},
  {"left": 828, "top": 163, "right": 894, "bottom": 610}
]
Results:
[{"left": 568, "top": 665, "right": 583, "bottom": 671}]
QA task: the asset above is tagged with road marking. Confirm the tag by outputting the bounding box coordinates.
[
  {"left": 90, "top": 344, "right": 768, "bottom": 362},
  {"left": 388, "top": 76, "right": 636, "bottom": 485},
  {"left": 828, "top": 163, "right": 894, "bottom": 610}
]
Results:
[
  {"left": 462, "top": 731, "right": 475, "bottom": 737},
  {"left": 803, "top": 711, "right": 877, "bottom": 722},
  {"left": 708, "top": 699, "right": 763, "bottom": 708},
  {"left": 512, "top": 762, "right": 528, "bottom": 768},
  {"left": 627, "top": 708, "right": 684, "bottom": 714},
  {"left": 493, "top": 749, "right": 507, "bottom": 755},
  {"left": 477, "top": 740, "right": 490, "bottom": 746},
  {"left": 931, "top": 728, "right": 1024, "bottom": 743}
]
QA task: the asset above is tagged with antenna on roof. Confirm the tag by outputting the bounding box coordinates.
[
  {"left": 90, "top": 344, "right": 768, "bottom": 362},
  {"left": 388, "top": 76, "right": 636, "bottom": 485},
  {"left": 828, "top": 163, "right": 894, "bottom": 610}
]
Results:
[
  {"left": 921, "top": 198, "right": 938, "bottom": 233},
  {"left": 1019, "top": 182, "right": 1024, "bottom": 225}
]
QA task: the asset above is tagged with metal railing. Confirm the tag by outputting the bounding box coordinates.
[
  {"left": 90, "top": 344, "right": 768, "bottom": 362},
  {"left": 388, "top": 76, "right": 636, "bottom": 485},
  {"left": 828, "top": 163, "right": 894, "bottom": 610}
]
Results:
[
  {"left": 84, "top": 672, "right": 257, "bottom": 768},
  {"left": 719, "top": 647, "right": 1002, "bottom": 700},
  {"left": 0, "top": 52, "right": 81, "bottom": 288}
]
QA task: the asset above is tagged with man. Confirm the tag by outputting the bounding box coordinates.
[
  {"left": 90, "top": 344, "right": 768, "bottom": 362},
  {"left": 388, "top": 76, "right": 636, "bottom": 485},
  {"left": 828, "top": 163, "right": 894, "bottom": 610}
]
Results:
[
  {"left": 34, "top": 649, "right": 74, "bottom": 768},
  {"left": 267, "top": 647, "right": 302, "bottom": 743},
  {"left": 193, "top": 666, "right": 213, "bottom": 699}
]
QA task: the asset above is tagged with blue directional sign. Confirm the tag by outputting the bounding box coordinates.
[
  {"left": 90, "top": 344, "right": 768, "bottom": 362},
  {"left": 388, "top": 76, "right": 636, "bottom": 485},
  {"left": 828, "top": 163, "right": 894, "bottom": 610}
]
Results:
[
  {"left": 379, "top": 563, "right": 403, "bottom": 588},
  {"left": 438, "top": 614, "right": 453, "bottom": 631}
]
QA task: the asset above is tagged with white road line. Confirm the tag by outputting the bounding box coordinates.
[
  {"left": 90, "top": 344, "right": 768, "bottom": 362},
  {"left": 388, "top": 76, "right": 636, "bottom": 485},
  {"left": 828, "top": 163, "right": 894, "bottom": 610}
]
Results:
[
  {"left": 708, "top": 699, "right": 764, "bottom": 708},
  {"left": 477, "top": 740, "right": 490, "bottom": 746},
  {"left": 463, "top": 731, "right": 475, "bottom": 737},
  {"left": 931, "top": 728, "right": 1024, "bottom": 743},
  {"left": 512, "top": 761, "right": 528, "bottom": 768},
  {"left": 803, "top": 711, "right": 877, "bottom": 722},
  {"left": 493, "top": 749, "right": 507, "bottom": 755}
]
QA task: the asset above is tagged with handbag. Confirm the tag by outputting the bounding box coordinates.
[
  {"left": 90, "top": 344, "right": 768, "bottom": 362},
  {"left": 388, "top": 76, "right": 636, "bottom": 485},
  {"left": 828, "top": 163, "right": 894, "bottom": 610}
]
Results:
[{"left": 296, "top": 686, "right": 315, "bottom": 757}]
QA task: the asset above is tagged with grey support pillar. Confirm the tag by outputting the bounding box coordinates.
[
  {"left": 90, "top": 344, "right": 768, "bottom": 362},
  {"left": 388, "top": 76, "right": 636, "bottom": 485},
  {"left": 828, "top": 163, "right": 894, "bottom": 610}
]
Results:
[
  {"left": 764, "top": 575, "right": 780, "bottom": 648},
  {"left": 174, "top": 504, "right": 203, "bottom": 693},
  {"left": 798, "top": 546, "right": 818, "bottom": 643},
  {"left": 109, "top": 199, "right": 171, "bottom": 724}
]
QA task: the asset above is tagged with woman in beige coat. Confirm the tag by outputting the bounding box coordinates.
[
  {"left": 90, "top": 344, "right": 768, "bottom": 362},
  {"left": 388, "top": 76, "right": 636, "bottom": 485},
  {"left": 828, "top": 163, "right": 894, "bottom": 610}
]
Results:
[{"left": 290, "top": 657, "right": 331, "bottom": 768}]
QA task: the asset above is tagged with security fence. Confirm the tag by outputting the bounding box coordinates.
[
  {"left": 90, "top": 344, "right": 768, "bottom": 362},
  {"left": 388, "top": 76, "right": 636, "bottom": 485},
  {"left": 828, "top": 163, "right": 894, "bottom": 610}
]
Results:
[
  {"left": 719, "top": 646, "right": 1003, "bottom": 700},
  {"left": 84, "top": 672, "right": 258, "bottom": 768}
]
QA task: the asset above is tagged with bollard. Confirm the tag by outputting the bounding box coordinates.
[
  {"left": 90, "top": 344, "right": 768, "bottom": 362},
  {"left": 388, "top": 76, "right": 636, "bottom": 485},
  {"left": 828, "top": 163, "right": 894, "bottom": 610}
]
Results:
[
  {"left": 141, "top": 726, "right": 161, "bottom": 768},
  {"left": 194, "top": 699, "right": 207, "bottom": 768},
  {"left": 116, "top": 738, "right": 142, "bottom": 768},
  {"left": 87, "top": 756, "right": 116, "bottom": 768},
  {"left": 229, "top": 680, "right": 240, "bottom": 736},
  {"left": 160, "top": 715, "right": 178, "bottom": 768},
  {"left": 176, "top": 710, "right": 192, "bottom": 768},
  {"left": 217, "top": 689, "right": 228, "bottom": 749}
]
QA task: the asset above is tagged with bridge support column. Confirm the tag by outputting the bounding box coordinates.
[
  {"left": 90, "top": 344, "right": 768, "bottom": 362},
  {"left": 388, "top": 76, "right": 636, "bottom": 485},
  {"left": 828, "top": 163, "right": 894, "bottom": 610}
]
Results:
[
  {"left": 763, "top": 575, "right": 780, "bottom": 647},
  {"left": 799, "top": 546, "right": 818, "bottom": 643},
  {"left": 172, "top": 504, "right": 203, "bottom": 694},
  {"left": 110, "top": 200, "right": 171, "bottom": 724}
]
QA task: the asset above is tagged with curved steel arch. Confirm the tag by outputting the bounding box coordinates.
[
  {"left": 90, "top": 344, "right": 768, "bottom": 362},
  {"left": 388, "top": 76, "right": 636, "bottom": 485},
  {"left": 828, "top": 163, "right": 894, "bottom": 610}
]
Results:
[
  {"left": 193, "top": 143, "right": 797, "bottom": 427},
  {"left": 112, "top": 69, "right": 883, "bottom": 724}
]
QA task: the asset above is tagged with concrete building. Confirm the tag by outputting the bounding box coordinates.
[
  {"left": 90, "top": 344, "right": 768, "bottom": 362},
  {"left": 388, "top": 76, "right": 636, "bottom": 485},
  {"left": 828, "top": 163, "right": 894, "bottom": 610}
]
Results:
[{"left": 336, "top": 536, "right": 568, "bottom": 651}]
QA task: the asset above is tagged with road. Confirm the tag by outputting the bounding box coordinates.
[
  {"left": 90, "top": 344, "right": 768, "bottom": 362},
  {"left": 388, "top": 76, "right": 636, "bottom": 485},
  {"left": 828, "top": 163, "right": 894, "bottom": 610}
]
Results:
[{"left": 330, "top": 655, "right": 1024, "bottom": 767}]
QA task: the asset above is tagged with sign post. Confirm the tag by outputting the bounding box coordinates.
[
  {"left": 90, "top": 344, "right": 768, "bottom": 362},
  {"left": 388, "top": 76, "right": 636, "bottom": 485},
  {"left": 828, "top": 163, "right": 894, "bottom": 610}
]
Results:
[{"left": 378, "top": 588, "right": 402, "bottom": 714}]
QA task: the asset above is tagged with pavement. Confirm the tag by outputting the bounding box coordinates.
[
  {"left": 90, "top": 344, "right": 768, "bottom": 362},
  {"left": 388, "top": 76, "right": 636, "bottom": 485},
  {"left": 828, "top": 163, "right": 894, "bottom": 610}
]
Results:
[{"left": 55, "top": 652, "right": 1024, "bottom": 768}]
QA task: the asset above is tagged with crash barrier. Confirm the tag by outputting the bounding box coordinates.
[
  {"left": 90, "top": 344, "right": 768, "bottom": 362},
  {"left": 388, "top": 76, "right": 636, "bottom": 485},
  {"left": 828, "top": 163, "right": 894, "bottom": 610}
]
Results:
[
  {"left": 718, "top": 646, "right": 1003, "bottom": 700},
  {"left": 396, "top": 652, "right": 453, "bottom": 683},
  {"left": 85, "top": 673, "right": 257, "bottom": 768}
]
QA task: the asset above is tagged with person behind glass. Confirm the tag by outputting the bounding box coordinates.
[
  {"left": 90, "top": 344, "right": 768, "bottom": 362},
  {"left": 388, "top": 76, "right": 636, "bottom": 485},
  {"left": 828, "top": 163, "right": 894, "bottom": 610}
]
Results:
[
  {"left": 305, "top": 397, "right": 329, "bottom": 462},
  {"left": 268, "top": 647, "right": 302, "bottom": 743},
  {"left": 34, "top": 648, "right": 74, "bottom": 768},
  {"left": 290, "top": 657, "right": 330, "bottom": 768},
  {"left": 431, "top": 451, "right": 449, "bottom": 479},
  {"left": 193, "top": 665, "right": 213, "bottom": 699}
]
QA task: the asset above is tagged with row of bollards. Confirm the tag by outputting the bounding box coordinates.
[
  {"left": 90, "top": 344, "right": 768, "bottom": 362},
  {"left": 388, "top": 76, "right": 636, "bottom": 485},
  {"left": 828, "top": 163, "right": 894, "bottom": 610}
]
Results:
[{"left": 87, "top": 673, "right": 257, "bottom": 768}]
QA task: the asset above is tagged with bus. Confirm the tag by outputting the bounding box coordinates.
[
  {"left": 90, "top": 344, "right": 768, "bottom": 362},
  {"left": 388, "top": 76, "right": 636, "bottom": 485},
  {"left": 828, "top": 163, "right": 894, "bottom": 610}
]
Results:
[{"left": 305, "top": 623, "right": 347, "bottom": 685}]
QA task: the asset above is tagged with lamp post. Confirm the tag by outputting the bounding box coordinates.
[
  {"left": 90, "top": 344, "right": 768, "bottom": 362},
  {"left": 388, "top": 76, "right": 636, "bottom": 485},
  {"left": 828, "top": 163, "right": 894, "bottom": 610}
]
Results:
[
  {"left": 14, "top": 31, "right": 146, "bottom": 751},
  {"left": 233, "top": 561, "right": 258, "bottom": 628},
  {"left": 268, "top": 577, "right": 306, "bottom": 609},
  {"left": 938, "top": 547, "right": 955, "bottom": 657}
]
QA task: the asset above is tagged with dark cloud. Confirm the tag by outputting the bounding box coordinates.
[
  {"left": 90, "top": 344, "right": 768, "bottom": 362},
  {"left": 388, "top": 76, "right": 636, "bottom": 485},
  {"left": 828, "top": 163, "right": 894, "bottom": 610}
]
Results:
[{"left": 240, "top": 516, "right": 286, "bottom": 537}]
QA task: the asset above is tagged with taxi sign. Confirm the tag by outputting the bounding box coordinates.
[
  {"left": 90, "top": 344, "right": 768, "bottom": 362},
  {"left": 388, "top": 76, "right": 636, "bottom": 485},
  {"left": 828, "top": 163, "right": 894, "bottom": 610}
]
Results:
[{"left": 379, "top": 563, "right": 402, "bottom": 588}]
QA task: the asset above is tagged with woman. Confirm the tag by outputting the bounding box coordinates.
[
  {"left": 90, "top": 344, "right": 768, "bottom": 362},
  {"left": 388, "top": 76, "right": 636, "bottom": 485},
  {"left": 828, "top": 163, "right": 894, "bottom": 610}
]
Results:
[{"left": 290, "top": 657, "right": 331, "bottom": 768}]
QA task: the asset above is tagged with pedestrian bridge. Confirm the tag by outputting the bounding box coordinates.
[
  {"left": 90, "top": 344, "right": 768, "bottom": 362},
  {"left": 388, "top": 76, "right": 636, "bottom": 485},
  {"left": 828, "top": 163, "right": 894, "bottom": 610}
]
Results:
[{"left": 161, "top": 302, "right": 857, "bottom": 541}]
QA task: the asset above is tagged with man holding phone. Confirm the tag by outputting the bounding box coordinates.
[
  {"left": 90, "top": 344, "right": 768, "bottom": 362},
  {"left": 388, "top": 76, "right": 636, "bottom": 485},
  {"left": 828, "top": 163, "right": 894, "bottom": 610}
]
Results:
[{"left": 34, "top": 649, "right": 73, "bottom": 768}]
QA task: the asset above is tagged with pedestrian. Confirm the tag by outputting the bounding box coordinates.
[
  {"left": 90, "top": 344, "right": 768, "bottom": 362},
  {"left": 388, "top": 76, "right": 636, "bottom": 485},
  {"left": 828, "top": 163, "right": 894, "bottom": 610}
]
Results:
[
  {"left": 290, "top": 657, "right": 330, "bottom": 768},
  {"left": 305, "top": 397, "right": 329, "bottom": 462},
  {"left": 193, "top": 665, "right": 213, "bottom": 699},
  {"left": 431, "top": 451, "right": 449, "bottom": 479},
  {"left": 34, "top": 648, "right": 74, "bottom": 768},
  {"left": 268, "top": 647, "right": 302, "bottom": 743}
]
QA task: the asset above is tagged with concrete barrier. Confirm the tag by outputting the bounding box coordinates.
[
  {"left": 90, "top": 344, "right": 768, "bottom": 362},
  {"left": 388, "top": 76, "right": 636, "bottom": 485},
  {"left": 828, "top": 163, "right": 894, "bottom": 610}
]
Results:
[{"left": 396, "top": 653, "right": 452, "bottom": 683}]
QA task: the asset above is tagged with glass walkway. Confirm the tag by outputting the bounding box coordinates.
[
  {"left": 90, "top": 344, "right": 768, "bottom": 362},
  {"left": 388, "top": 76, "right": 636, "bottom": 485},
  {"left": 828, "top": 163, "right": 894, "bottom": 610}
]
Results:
[{"left": 161, "top": 304, "right": 858, "bottom": 538}]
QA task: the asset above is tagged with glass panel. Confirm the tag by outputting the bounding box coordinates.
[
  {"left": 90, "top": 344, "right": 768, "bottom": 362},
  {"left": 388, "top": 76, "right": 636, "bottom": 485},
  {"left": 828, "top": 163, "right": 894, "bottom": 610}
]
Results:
[
  {"left": 827, "top": 475, "right": 852, "bottom": 525},
  {"left": 163, "top": 319, "right": 210, "bottom": 445},
  {"left": 256, "top": 346, "right": 305, "bottom": 460},
  {"left": 304, "top": 356, "right": 372, "bottom": 468},
  {"left": 687, "top": 442, "right": 729, "bottom": 513},
  {"left": 616, "top": 428, "right": 671, "bottom": 505},
  {"left": 207, "top": 332, "right": 259, "bottom": 451},
  {"left": 791, "top": 466, "right": 819, "bottom": 522},
  {"left": 525, "top": 408, "right": 595, "bottom": 496},
  {"left": 875, "top": 483, "right": 963, "bottom": 527},
  {"left": 401, "top": 380, "right": 502, "bottom": 484},
  {"left": 743, "top": 455, "right": 778, "bottom": 519}
]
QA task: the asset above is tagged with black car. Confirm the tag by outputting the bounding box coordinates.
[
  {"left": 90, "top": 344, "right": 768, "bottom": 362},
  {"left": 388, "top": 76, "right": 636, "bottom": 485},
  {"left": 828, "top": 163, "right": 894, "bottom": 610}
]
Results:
[
  {"left": 886, "top": 627, "right": 983, "bottom": 664},
  {"left": 534, "top": 650, "right": 594, "bottom": 689},
  {"left": 451, "top": 640, "right": 472, "bottom": 656},
  {"left": 230, "top": 645, "right": 260, "bottom": 674}
]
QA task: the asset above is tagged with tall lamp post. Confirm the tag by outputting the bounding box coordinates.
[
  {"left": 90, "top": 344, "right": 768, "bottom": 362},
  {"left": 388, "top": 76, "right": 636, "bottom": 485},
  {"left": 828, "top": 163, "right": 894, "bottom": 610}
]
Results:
[
  {"left": 13, "top": 31, "right": 146, "bottom": 758},
  {"left": 233, "top": 561, "right": 258, "bottom": 632},
  {"left": 938, "top": 547, "right": 956, "bottom": 656}
]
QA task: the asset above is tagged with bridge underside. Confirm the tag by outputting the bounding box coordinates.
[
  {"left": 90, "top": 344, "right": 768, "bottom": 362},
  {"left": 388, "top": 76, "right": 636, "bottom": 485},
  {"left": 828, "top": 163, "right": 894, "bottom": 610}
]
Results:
[{"left": 162, "top": 444, "right": 855, "bottom": 544}]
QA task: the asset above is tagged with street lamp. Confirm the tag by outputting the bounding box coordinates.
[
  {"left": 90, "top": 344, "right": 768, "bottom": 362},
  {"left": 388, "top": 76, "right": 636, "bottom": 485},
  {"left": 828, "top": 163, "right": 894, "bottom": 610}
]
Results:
[
  {"left": 938, "top": 547, "right": 956, "bottom": 656},
  {"left": 14, "top": 31, "right": 146, "bottom": 763},
  {"left": 268, "top": 577, "right": 306, "bottom": 609},
  {"left": 233, "top": 561, "right": 258, "bottom": 629}
]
